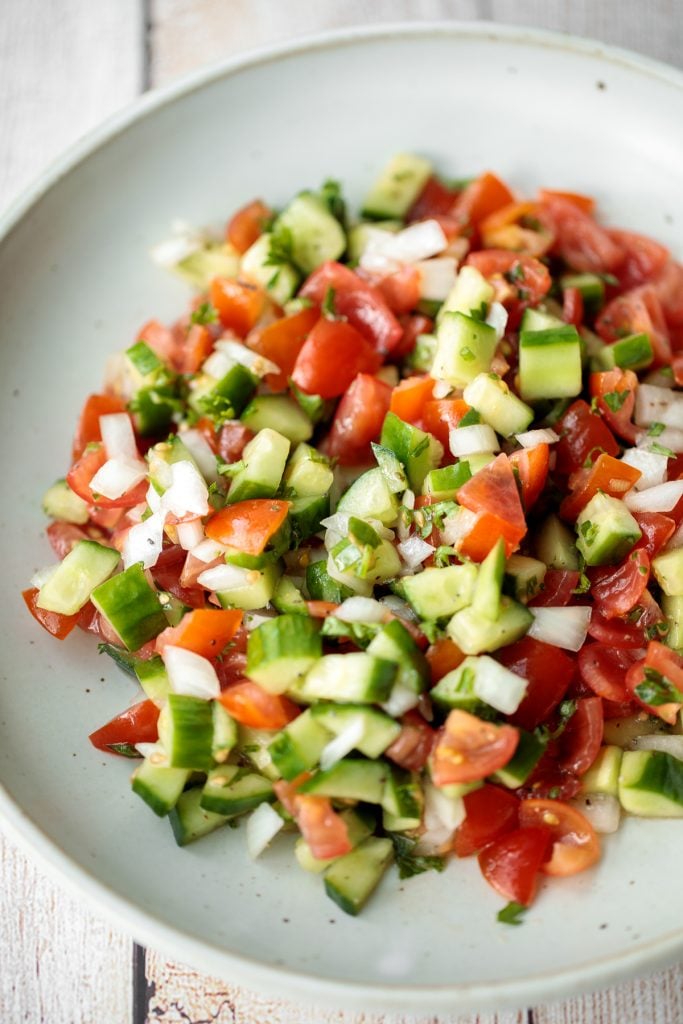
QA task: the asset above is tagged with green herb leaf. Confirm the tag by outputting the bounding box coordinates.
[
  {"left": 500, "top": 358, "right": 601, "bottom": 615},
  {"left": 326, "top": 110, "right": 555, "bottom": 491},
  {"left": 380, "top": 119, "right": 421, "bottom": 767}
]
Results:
[
  {"left": 579, "top": 520, "right": 598, "bottom": 545},
  {"left": 649, "top": 442, "right": 675, "bottom": 458},
  {"left": 319, "top": 178, "right": 346, "bottom": 223},
  {"left": 602, "top": 390, "right": 629, "bottom": 413},
  {"left": 190, "top": 302, "right": 218, "bottom": 326},
  {"left": 322, "top": 286, "right": 338, "bottom": 320},
  {"left": 388, "top": 833, "right": 446, "bottom": 880},
  {"left": 497, "top": 901, "right": 527, "bottom": 926},
  {"left": 648, "top": 422, "right": 666, "bottom": 437},
  {"left": 635, "top": 667, "right": 683, "bottom": 706},
  {"left": 265, "top": 223, "right": 294, "bottom": 267}
]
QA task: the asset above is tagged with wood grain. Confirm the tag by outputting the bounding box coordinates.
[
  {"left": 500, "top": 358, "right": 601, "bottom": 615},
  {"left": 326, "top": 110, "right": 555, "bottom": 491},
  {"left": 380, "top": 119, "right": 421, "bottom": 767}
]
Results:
[{"left": 533, "top": 963, "right": 683, "bottom": 1024}]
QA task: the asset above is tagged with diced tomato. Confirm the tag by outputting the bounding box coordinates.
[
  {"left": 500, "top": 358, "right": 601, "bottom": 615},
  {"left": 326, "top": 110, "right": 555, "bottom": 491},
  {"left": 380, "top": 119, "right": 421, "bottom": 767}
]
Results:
[
  {"left": 539, "top": 194, "right": 624, "bottom": 274},
  {"left": 219, "top": 680, "right": 301, "bottom": 730},
  {"left": 155, "top": 608, "right": 243, "bottom": 659},
  {"left": 560, "top": 453, "right": 641, "bottom": 521},
  {"left": 300, "top": 262, "right": 403, "bottom": 355},
  {"left": 66, "top": 443, "right": 148, "bottom": 509},
  {"left": 22, "top": 587, "right": 80, "bottom": 640},
  {"left": 557, "top": 697, "right": 604, "bottom": 775},
  {"left": 45, "top": 522, "right": 91, "bottom": 559},
  {"left": 88, "top": 699, "right": 160, "bottom": 755},
  {"left": 537, "top": 188, "right": 595, "bottom": 215},
  {"left": 608, "top": 229, "right": 670, "bottom": 290},
  {"left": 323, "top": 373, "right": 392, "bottom": 464},
  {"left": 452, "top": 172, "right": 515, "bottom": 228},
  {"left": 217, "top": 421, "right": 254, "bottom": 464},
  {"left": 151, "top": 545, "right": 206, "bottom": 609},
  {"left": 555, "top": 399, "right": 620, "bottom": 475},
  {"left": 480, "top": 201, "right": 554, "bottom": 257},
  {"left": 389, "top": 375, "right": 434, "bottom": 425},
  {"left": 431, "top": 710, "right": 519, "bottom": 785},
  {"left": 305, "top": 600, "right": 339, "bottom": 619},
  {"left": 509, "top": 444, "right": 549, "bottom": 511},
  {"left": 137, "top": 319, "right": 176, "bottom": 365},
  {"left": 465, "top": 250, "right": 552, "bottom": 308},
  {"left": 650, "top": 260, "right": 683, "bottom": 326},
  {"left": 408, "top": 175, "right": 459, "bottom": 220},
  {"left": 597, "top": 287, "right": 671, "bottom": 368},
  {"left": 478, "top": 827, "right": 552, "bottom": 906},
  {"left": 422, "top": 398, "right": 470, "bottom": 449},
  {"left": 589, "top": 369, "right": 640, "bottom": 444},
  {"left": 590, "top": 548, "right": 650, "bottom": 618},
  {"left": 425, "top": 636, "right": 465, "bottom": 684},
  {"left": 454, "top": 785, "right": 520, "bottom": 858},
  {"left": 273, "top": 776, "right": 352, "bottom": 860},
  {"left": 385, "top": 709, "right": 436, "bottom": 771},
  {"left": 673, "top": 352, "right": 683, "bottom": 387},
  {"left": 176, "top": 323, "right": 213, "bottom": 374},
  {"left": 518, "top": 799, "right": 600, "bottom": 877},
  {"left": 577, "top": 643, "right": 637, "bottom": 704},
  {"left": 394, "top": 313, "right": 434, "bottom": 360},
  {"left": 562, "top": 286, "right": 584, "bottom": 327},
  {"left": 246, "top": 306, "right": 319, "bottom": 391},
  {"left": 72, "top": 394, "right": 127, "bottom": 462},
  {"left": 587, "top": 589, "right": 664, "bottom": 649},
  {"left": 226, "top": 199, "right": 271, "bottom": 254},
  {"left": 529, "top": 569, "right": 580, "bottom": 608},
  {"left": 634, "top": 512, "right": 676, "bottom": 557},
  {"left": 291, "top": 318, "right": 381, "bottom": 399},
  {"left": 626, "top": 641, "right": 683, "bottom": 725},
  {"left": 375, "top": 265, "right": 421, "bottom": 314},
  {"left": 209, "top": 277, "right": 266, "bottom": 337},
  {"left": 214, "top": 626, "right": 248, "bottom": 688},
  {"left": 205, "top": 499, "right": 290, "bottom": 555},
  {"left": 497, "top": 638, "right": 575, "bottom": 732},
  {"left": 455, "top": 455, "right": 527, "bottom": 559}
]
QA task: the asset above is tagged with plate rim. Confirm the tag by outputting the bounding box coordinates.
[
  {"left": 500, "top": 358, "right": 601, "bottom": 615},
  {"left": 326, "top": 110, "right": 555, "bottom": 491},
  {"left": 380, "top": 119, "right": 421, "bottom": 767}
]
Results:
[{"left": 3, "top": 19, "right": 683, "bottom": 1013}]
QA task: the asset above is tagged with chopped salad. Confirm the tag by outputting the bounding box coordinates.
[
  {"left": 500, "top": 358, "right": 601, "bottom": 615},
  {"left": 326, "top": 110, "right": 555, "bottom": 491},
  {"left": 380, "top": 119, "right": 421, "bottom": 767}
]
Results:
[{"left": 24, "top": 155, "right": 683, "bottom": 919}]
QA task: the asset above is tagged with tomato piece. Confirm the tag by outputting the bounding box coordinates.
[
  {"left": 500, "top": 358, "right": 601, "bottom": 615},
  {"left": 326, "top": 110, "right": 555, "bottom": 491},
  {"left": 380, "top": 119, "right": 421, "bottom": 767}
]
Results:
[
  {"left": 650, "top": 260, "right": 683, "bottom": 326},
  {"left": 226, "top": 199, "right": 271, "bottom": 254},
  {"left": 389, "top": 375, "right": 434, "bottom": 425},
  {"left": 529, "top": 569, "right": 580, "bottom": 608},
  {"left": 22, "top": 587, "right": 80, "bottom": 640},
  {"left": 209, "top": 277, "right": 266, "bottom": 337},
  {"left": 465, "top": 250, "right": 552, "bottom": 307},
  {"left": 562, "top": 286, "right": 584, "bottom": 327},
  {"left": 452, "top": 172, "right": 515, "bottom": 228},
  {"left": 587, "top": 608, "right": 650, "bottom": 649},
  {"left": 596, "top": 286, "right": 671, "bottom": 367},
  {"left": 478, "top": 827, "right": 552, "bottom": 906},
  {"left": 431, "top": 710, "right": 519, "bottom": 785},
  {"left": 560, "top": 453, "right": 642, "bottom": 522},
  {"left": 480, "top": 201, "right": 554, "bottom": 257},
  {"left": 426, "top": 636, "right": 465, "bottom": 684},
  {"left": 375, "top": 265, "right": 421, "bottom": 314},
  {"left": 385, "top": 710, "right": 436, "bottom": 771},
  {"left": 45, "top": 521, "right": 91, "bottom": 559},
  {"left": 519, "top": 799, "right": 600, "bottom": 877},
  {"left": 557, "top": 697, "right": 604, "bottom": 775},
  {"left": 537, "top": 189, "right": 595, "bottom": 215},
  {"left": 539, "top": 194, "right": 624, "bottom": 274},
  {"left": 497, "top": 638, "right": 575, "bottom": 731},
  {"left": 273, "top": 776, "right": 352, "bottom": 860},
  {"left": 72, "top": 394, "right": 127, "bottom": 462},
  {"left": 205, "top": 499, "right": 290, "bottom": 555},
  {"left": 608, "top": 229, "right": 670, "bottom": 290},
  {"left": 634, "top": 512, "right": 676, "bottom": 557},
  {"left": 176, "top": 323, "right": 213, "bottom": 375},
  {"left": 137, "top": 319, "right": 177, "bottom": 365},
  {"left": 300, "top": 262, "right": 403, "bottom": 354},
  {"left": 408, "top": 175, "right": 459, "bottom": 220},
  {"left": 455, "top": 454, "right": 527, "bottom": 558},
  {"left": 394, "top": 313, "right": 434, "bottom": 360},
  {"left": 246, "top": 306, "right": 319, "bottom": 391},
  {"left": 454, "top": 784, "right": 520, "bottom": 858},
  {"left": 155, "top": 608, "right": 243, "bottom": 659},
  {"left": 215, "top": 626, "right": 248, "bottom": 688},
  {"left": 66, "top": 443, "right": 148, "bottom": 509},
  {"left": 555, "top": 400, "right": 619, "bottom": 475},
  {"left": 590, "top": 548, "right": 650, "bottom": 618},
  {"left": 219, "top": 680, "right": 301, "bottom": 730},
  {"left": 589, "top": 369, "right": 640, "bottom": 444},
  {"left": 577, "top": 643, "right": 637, "bottom": 703},
  {"left": 509, "top": 444, "right": 549, "bottom": 511},
  {"left": 323, "top": 373, "right": 392, "bottom": 464},
  {"left": 422, "top": 398, "right": 470, "bottom": 449},
  {"left": 291, "top": 318, "right": 381, "bottom": 399},
  {"left": 88, "top": 699, "right": 160, "bottom": 755},
  {"left": 629, "top": 641, "right": 683, "bottom": 724},
  {"left": 150, "top": 545, "right": 206, "bottom": 609}
]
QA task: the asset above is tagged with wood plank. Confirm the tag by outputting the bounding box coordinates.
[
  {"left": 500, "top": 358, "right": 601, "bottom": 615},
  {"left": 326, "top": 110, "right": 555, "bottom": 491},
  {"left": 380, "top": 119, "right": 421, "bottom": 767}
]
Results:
[{"left": 533, "top": 963, "right": 683, "bottom": 1024}]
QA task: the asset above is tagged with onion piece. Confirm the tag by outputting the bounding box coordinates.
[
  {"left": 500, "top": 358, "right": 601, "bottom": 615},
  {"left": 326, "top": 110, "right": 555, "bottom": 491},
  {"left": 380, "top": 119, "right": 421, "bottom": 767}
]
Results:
[
  {"left": 123, "top": 510, "right": 165, "bottom": 570},
  {"left": 625, "top": 480, "right": 683, "bottom": 513},
  {"left": 135, "top": 741, "right": 167, "bottom": 763},
  {"left": 179, "top": 428, "right": 220, "bottom": 484},
  {"left": 621, "top": 448, "right": 668, "bottom": 491},
  {"left": 161, "top": 460, "right": 210, "bottom": 518},
  {"left": 90, "top": 456, "right": 147, "bottom": 500},
  {"left": 471, "top": 656, "right": 528, "bottom": 715},
  {"left": 246, "top": 803, "right": 285, "bottom": 859},
  {"left": 162, "top": 645, "right": 220, "bottom": 699},
  {"left": 570, "top": 793, "right": 621, "bottom": 834},
  {"left": 201, "top": 349, "right": 234, "bottom": 381},
  {"left": 336, "top": 596, "right": 387, "bottom": 624},
  {"left": 100, "top": 412, "right": 138, "bottom": 460},
  {"left": 191, "top": 537, "right": 228, "bottom": 563},
  {"left": 398, "top": 536, "right": 435, "bottom": 568},
  {"left": 514, "top": 428, "right": 560, "bottom": 449},
  {"left": 630, "top": 734, "right": 683, "bottom": 760},
  {"left": 150, "top": 221, "right": 208, "bottom": 268},
  {"left": 176, "top": 518, "right": 204, "bottom": 551},
  {"left": 636, "top": 426, "right": 683, "bottom": 453},
  {"left": 361, "top": 220, "right": 448, "bottom": 270},
  {"left": 414, "top": 782, "right": 465, "bottom": 855},
  {"left": 31, "top": 564, "right": 59, "bottom": 590},
  {"left": 635, "top": 384, "right": 683, "bottom": 429},
  {"left": 197, "top": 562, "right": 252, "bottom": 592},
  {"left": 449, "top": 424, "right": 499, "bottom": 457},
  {"left": 244, "top": 609, "right": 278, "bottom": 631},
  {"left": 432, "top": 379, "right": 452, "bottom": 400},
  {"left": 528, "top": 606, "right": 591, "bottom": 652},
  {"left": 440, "top": 506, "right": 479, "bottom": 546},
  {"left": 214, "top": 338, "right": 280, "bottom": 378},
  {"left": 380, "top": 682, "right": 420, "bottom": 718},
  {"left": 415, "top": 257, "right": 457, "bottom": 301},
  {"left": 379, "top": 594, "right": 419, "bottom": 623},
  {"left": 485, "top": 301, "right": 508, "bottom": 341},
  {"left": 319, "top": 718, "right": 366, "bottom": 771}
]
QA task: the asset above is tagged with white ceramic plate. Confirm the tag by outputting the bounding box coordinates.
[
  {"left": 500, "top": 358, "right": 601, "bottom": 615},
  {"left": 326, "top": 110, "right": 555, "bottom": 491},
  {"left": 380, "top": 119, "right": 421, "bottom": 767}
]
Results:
[{"left": 2, "top": 22, "right": 683, "bottom": 1015}]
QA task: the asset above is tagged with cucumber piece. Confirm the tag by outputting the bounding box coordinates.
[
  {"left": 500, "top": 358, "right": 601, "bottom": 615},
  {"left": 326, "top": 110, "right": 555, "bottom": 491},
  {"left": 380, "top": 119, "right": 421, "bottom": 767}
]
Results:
[
  {"left": 239, "top": 725, "right": 281, "bottom": 781},
  {"left": 201, "top": 766, "right": 274, "bottom": 816},
  {"left": 295, "top": 807, "right": 374, "bottom": 872},
  {"left": 169, "top": 787, "right": 229, "bottom": 846},
  {"left": 158, "top": 694, "right": 215, "bottom": 771},
  {"left": 299, "top": 758, "right": 389, "bottom": 804},
  {"left": 447, "top": 596, "right": 533, "bottom": 655},
  {"left": 619, "top": 750, "right": 683, "bottom": 817},
  {"left": 362, "top": 153, "right": 431, "bottom": 220},
  {"left": 129, "top": 384, "right": 178, "bottom": 437},
  {"left": 463, "top": 373, "right": 533, "bottom": 437},
  {"left": 401, "top": 563, "right": 478, "bottom": 621},
  {"left": 653, "top": 548, "right": 683, "bottom": 597},
  {"left": 559, "top": 273, "right": 606, "bottom": 315},
  {"left": 289, "top": 494, "right": 330, "bottom": 544},
  {"left": 324, "top": 836, "right": 394, "bottom": 916},
  {"left": 519, "top": 325, "right": 583, "bottom": 401},
  {"left": 597, "top": 332, "right": 653, "bottom": 372},
  {"left": 437, "top": 266, "right": 494, "bottom": 325},
  {"left": 432, "top": 311, "right": 498, "bottom": 389},
  {"left": 471, "top": 537, "right": 506, "bottom": 621},
  {"left": 240, "top": 232, "right": 300, "bottom": 306},
  {"left": 519, "top": 306, "right": 564, "bottom": 333},
  {"left": 305, "top": 559, "right": 355, "bottom": 603},
  {"left": 268, "top": 708, "right": 331, "bottom": 780},
  {"left": 216, "top": 561, "right": 282, "bottom": 611},
  {"left": 37, "top": 540, "right": 120, "bottom": 616},
  {"left": 380, "top": 413, "right": 443, "bottom": 492},
  {"left": 324, "top": 541, "right": 400, "bottom": 598},
  {"left": 431, "top": 660, "right": 483, "bottom": 713},
  {"left": 227, "top": 428, "right": 291, "bottom": 503},
  {"left": 272, "top": 576, "right": 308, "bottom": 616},
  {"left": 535, "top": 514, "right": 580, "bottom": 571},
  {"left": 337, "top": 467, "right": 399, "bottom": 526},
  {"left": 91, "top": 562, "right": 167, "bottom": 650},
  {"left": 371, "top": 443, "right": 408, "bottom": 495},
  {"left": 289, "top": 380, "right": 335, "bottom": 425},
  {"left": 190, "top": 363, "right": 258, "bottom": 423},
  {"left": 295, "top": 653, "right": 397, "bottom": 704},
  {"left": 576, "top": 493, "right": 641, "bottom": 566},
  {"left": 284, "top": 443, "right": 334, "bottom": 497},
  {"left": 466, "top": 451, "right": 496, "bottom": 474},
  {"left": 174, "top": 242, "right": 239, "bottom": 290},
  {"left": 490, "top": 729, "right": 546, "bottom": 788},
  {"left": 131, "top": 759, "right": 190, "bottom": 817},
  {"left": 147, "top": 435, "right": 200, "bottom": 492},
  {"left": 310, "top": 704, "right": 401, "bottom": 758},
  {"left": 275, "top": 193, "right": 346, "bottom": 274},
  {"left": 407, "top": 332, "right": 438, "bottom": 373},
  {"left": 241, "top": 395, "right": 313, "bottom": 444},
  {"left": 347, "top": 220, "right": 401, "bottom": 263},
  {"left": 126, "top": 339, "right": 164, "bottom": 378},
  {"left": 136, "top": 656, "right": 171, "bottom": 705},
  {"left": 381, "top": 767, "right": 423, "bottom": 830},
  {"left": 212, "top": 701, "right": 238, "bottom": 763},
  {"left": 422, "top": 462, "right": 471, "bottom": 501},
  {"left": 581, "top": 745, "right": 623, "bottom": 796},
  {"left": 434, "top": 655, "right": 527, "bottom": 717},
  {"left": 505, "top": 554, "right": 547, "bottom": 604},
  {"left": 42, "top": 479, "right": 89, "bottom": 524},
  {"left": 367, "top": 619, "right": 429, "bottom": 694},
  {"left": 246, "top": 614, "right": 322, "bottom": 693},
  {"left": 663, "top": 594, "right": 683, "bottom": 649}
]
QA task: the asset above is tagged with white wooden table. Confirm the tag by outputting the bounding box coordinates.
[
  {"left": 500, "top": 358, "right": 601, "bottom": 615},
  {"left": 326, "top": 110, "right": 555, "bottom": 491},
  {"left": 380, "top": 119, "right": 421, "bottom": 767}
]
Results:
[{"left": 3, "top": 2, "right": 683, "bottom": 1021}]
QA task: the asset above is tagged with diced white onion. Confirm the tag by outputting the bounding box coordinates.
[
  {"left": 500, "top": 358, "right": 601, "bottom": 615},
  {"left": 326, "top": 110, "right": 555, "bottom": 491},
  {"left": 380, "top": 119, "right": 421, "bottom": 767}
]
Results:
[
  {"left": 379, "top": 594, "right": 419, "bottom": 623},
  {"left": 361, "top": 220, "right": 448, "bottom": 271},
  {"left": 570, "top": 793, "right": 621, "bottom": 834},
  {"left": 31, "top": 564, "right": 59, "bottom": 590},
  {"left": 414, "top": 782, "right": 464, "bottom": 855},
  {"left": 244, "top": 609, "right": 278, "bottom": 631},
  {"left": 99, "top": 413, "right": 138, "bottom": 460},
  {"left": 471, "top": 656, "right": 528, "bottom": 715},
  {"left": 320, "top": 512, "right": 393, "bottom": 541},
  {"left": 176, "top": 518, "right": 205, "bottom": 551},
  {"left": 161, "top": 460, "right": 210, "bottom": 518},
  {"left": 179, "top": 428, "right": 220, "bottom": 484},
  {"left": 621, "top": 448, "right": 668, "bottom": 491},
  {"left": 398, "top": 536, "right": 435, "bottom": 568},
  {"left": 415, "top": 257, "right": 457, "bottom": 301},
  {"left": 440, "top": 506, "right": 479, "bottom": 546},
  {"left": 637, "top": 426, "right": 683, "bottom": 453},
  {"left": 528, "top": 606, "right": 591, "bottom": 652},
  {"left": 319, "top": 718, "right": 366, "bottom": 771},
  {"left": 197, "top": 562, "right": 252, "bottom": 591},
  {"left": 90, "top": 456, "right": 147, "bottom": 500},
  {"left": 380, "top": 682, "right": 420, "bottom": 718},
  {"left": 485, "top": 301, "right": 508, "bottom": 341},
  {"left": 162, "top": 645, "right": 220, "bottom": 699},
  {"left": 191, "top": 538, "right": 228, "bottom": 563},
  {"left": 135, "top": 741, "right": 167, "bottom": 763},
  {"left": 150, "top": 221, "right": 208, "bottom": 268},
  {"left": 246, "top": 803, "right": 285, "bottom": 859},
  {"left": 336, "top": 596, "right": 387, "bottom": 624},
  {"left": 214, "top": 338, "right": 280, "bottom": 378},
  {"left": 449, "top": 424, "right": 500, "bottom": 458},
  {"left": 625, "top": 480, "right": 683, "bottom": 513},
  {"left": 201, "top": 349, "right": 234, "bottom": 381},
  {"left": 631, "top": 735, "right": 683, "bottom": 760},
  {"left": 432, "top": 379, "right": 452, "bottom": 400},
  {"left": 635, "top": 384, "right": 683, "bottom": 429},
  {"left": 123, "top": 511, "right": 165, "bottom": 570},
  {"left": 514, "top": 428, "right": 560, "bottom": 449},
  {"left": 401, "top": 489, "right": 416, "bottom": 510}
]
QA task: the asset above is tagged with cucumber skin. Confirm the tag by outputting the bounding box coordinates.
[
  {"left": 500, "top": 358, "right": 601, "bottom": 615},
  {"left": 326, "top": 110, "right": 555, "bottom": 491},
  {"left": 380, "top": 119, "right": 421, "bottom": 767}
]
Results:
[
  {"left": 91, "top": 562, "right": 167, "bottom": 651},
  {"left": 323, "top": 837, "right": 394, "bottom": 916}
]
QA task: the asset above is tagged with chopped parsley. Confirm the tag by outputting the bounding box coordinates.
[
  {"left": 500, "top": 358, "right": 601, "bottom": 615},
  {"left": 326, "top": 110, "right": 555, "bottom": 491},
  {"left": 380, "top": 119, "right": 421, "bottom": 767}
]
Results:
[
  {"left": 497, "top": 901, "right": 527, "bottom": 926},
  {"left": 648, "top": 422, "right": 666, "bottom": 437},
  {"left": 579, "top": 520, "right": 598, "bottom": 545},
  {"left": 190, "top": 301, "right": 218, "bottom": 326},
  {"left": 602, "top": 390, "right": 629, "bottom": 413},
  {"left": 649, "top": 442, "right": 675, "bottom": 458},
  {"left": 635, "top": 667, "right": 683, "bottom": 707},
  {"left": 388, "top": 833, "right": 446, "bottom": 880},
  {"left": 322, "top": 286, "right": 338, "bottom": 320}
]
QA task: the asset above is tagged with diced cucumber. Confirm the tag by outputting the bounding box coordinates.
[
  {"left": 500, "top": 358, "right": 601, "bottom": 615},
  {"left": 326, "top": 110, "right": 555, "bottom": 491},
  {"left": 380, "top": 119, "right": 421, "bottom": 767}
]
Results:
[
  {"left": 227, "top": 428, "right": 291, "bottom": 503},
  {"left": 663, "top": 594, "right": 683, "bottom": 650},
  {"left": 148, "top": 435, "right": 199, "bottom": 492},
  {"left": 597, "top": 333, "right": 653, "bottom": 372},
  {"left": 347, "top": 220, "right": 401, "bottom": 263},
  {"left": 201, "top": 766, "right": 274, "bottom": 816},
  {"left": 653, "top": 548, "right": 683, "bottom": 597},
  {"left": 268, "top": 709, "right": 331, "bottom": 780},
  {"left": 290, "top": 494, "right": 330, "bottom": 544},
  {"left": 401, "top": 563, "right": 478, "bottom": 621},
  {"left": 422, "top": 461, "right": 471, "bottom": 501},
  {"left": 603, "top": 714, "right": 668, "bottom": 749},
  {"left": 472, "top": 537, "right": 506, "bottom": 621},
  {"left": 535, "top": 514, "right": 580, "bottom": 571},
  {"left": 430, "top": 660, "right": 482, "bottom": 713},
  {"left": 490, "top": 729, "right": 546, "bottom": 788},
  {"left": 158, "top": 694, "right": 215, "bottom": 771},
  {"left": 505, "top": 554, "right": 547, "bottom": 604},
  {"left": 246, "top": 614, "right": 322, "bottom": 694},
  {"left": 241, "top": 395, "right": 313, "bottom": 444},
  {"left": 618, "top": 750, "right": 683, "bottom": 817},
  {"left": 91, "top": 562, "right": 167, "bottom": 650},
  {"left": 272, "top": 576, "right": 308, "bottom": 615},
  {"left": 212, "top": 701, "right": 238, "bottom": 763},
  {"left": 239, "top": 725, "right": 281, "bottom": 781},
  {"left": 174, "top": 242, "right": 239, "bottom": 290},
  {"left": 275, "top": 193, "right": 346, "bottom": 274},
  {"left": 518, "top": 325, "right": 582, "bottom": 401},
  {"left": 131, "top": 759, "right": 190, "bottom": 817},
  {"left": 371, "top": 443, "right": 408, "bottom": 495},
  {"left": 432, "top": 311, "right": 498, "bottom": 388},
  {"left": 42, "top": 479, "right": 90, "bottom": 524},
  {"left": 190, "top": 364, "right": 257, "bottom": 423},
  {"left": 295, "top": 807, "right": 374, "bottom": 872},
  {"left": 447, "top": 597, "right": 533, "bottom": 655},
  {"left": 381, "top": 767, "right": 423, "bottom": 830},
  {"left": 126, "top": 339, "right": 164, "bottom": 379},
  {"left": 216, "top": 561, "right": 282, "bottom": 611},
  {"left": 37, "top": 540, "right": 120, "bottom": 616},
  {"left": 295, "top": 653, "right": 397, "bottom": 704},
  {"left": 305, "top": 559, "right": 355, "bottom": 603},
  {"left": 337, "top": 467, "right": 399, "bottom": 526},
  {"left": 437, "top": 266, "right": 494, "bottom": 325},
  {"left": 136, "top": 656, "right": 171, "bottom": 705},
  {"left": 367, "top": 619, "right": 429, "bottom": 694},
  {"left": 324, "top": 836, "right": 394, "bottom": 916},
  {"left": 581, "top": 745, "right": 623, "bottom": 797},
  {"left": 407, "top": 332, "right": 438, "bottom": 373},
  {"left": 240, "top": 232, "right": 300, "bottom": 306},
  {"left": 299, "top": 758, "right": 389, "bottom": 804},
  {"left": 310, "top": 704, "right": 401, "bottom": 758},
  {"left": 466, "top": 451, "right": 496, "bottom": 474},
  {"left": 362, "top": 153, "right": 432, "bottom": 220},
  {"left": 169, "top": 787, "right": 229, "bottom": 846},
  {"left": 559, "top": 273, "right": 606, "bottom": 315},
  {"left": 463, "top": 373, "right": 533, "bottom": 437},
  {"left": 380, "top": 412, "right": 443, "bottom": 492},
  {"left": 519, "top": 306, "right": 564, "bottom": 333},
  {"left": 576, "top": 493, "right": 641, "bottom": 566},
  {"left": 129, "top": 384, "right": 178, "bottom": 437},
  {"left": 284, "top": 443, "right": 334, "bottom": 497}
]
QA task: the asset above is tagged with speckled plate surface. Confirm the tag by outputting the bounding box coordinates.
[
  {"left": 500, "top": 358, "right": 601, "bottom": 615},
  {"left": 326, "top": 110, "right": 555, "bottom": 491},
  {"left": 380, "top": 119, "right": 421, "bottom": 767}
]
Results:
[{"left": 2, "top": 22, "right": 683, "bottom": 1015}]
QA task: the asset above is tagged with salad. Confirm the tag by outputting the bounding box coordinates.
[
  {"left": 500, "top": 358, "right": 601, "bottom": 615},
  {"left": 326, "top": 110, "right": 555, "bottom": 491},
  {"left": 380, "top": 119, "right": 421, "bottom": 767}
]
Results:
[{"left": 24, "top": 155, "right": 683, "bottom": 921}]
